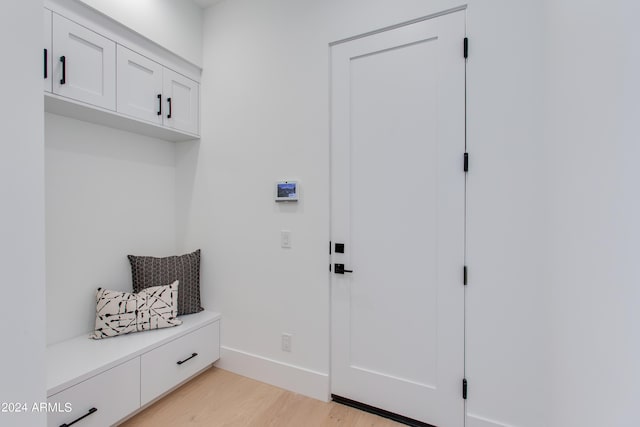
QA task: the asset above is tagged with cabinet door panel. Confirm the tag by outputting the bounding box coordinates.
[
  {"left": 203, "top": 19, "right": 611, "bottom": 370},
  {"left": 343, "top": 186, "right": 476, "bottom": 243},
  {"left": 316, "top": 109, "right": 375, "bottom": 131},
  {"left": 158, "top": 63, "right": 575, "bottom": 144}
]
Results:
[
  {"left": 44, "top": 9, "right": 52, "bottom": 92},
  {"left": 117, "top": 46, "right": 164, "bottom": 125},
  {"left": 52, "top": 13, "right": 116, "bottom": 110},
  {"left": 47, "top": 357, "right": 140, "bottom": 427},
  {"left": 163, "top": 69, "right": 199, "bottom": 135}
]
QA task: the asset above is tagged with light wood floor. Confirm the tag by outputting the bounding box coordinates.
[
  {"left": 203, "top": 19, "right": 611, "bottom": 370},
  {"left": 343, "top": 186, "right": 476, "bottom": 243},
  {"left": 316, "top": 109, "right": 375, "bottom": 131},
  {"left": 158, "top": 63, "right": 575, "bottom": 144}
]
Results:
[{"left": 120, "top": 367, "right": 403, "bottom": 427}]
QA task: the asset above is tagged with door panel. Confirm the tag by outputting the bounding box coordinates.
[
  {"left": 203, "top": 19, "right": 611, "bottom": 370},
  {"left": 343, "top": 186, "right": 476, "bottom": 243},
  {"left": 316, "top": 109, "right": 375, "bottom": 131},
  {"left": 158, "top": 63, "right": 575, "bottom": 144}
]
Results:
[
  {"left": 163, "top": 69, "right": 199, "bottom": 135},
  {"left": 349, "top": 37, "right": 439, "bottom": 387},
  {"left": 117, "top": 45, "right": 163, "bottom": 125},
  {"left": 330, "top": 11, "right": 466, "bottom": 427},
  {"left": 52, "top": 13, "right": 116, "bottom": 110}
]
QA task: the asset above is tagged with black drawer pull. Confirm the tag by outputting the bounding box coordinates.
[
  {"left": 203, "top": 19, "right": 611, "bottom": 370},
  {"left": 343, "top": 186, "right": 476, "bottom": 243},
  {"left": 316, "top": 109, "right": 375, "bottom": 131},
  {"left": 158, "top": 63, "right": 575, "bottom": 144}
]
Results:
[
  {"left": 157, "top": 94, "right": 162, "bottom": 115},
  {"left": 167, "top": 97, "right": 172, "bottom": 119},
  {"left": 177, "top": 352, "right": 198, "bottom": 365},
  {"left": 44, "top": 49, "right": 48, "bottom": 79},
  {"left": 60, "top": 407, "right": 97, "bottom": 427}
]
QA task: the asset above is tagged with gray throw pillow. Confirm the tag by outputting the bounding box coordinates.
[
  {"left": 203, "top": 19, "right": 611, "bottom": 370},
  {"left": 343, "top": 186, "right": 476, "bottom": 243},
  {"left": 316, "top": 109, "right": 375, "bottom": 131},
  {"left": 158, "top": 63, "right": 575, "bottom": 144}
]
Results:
[{"left": 128, "top": 249, "right": 203, "bottom": 315}]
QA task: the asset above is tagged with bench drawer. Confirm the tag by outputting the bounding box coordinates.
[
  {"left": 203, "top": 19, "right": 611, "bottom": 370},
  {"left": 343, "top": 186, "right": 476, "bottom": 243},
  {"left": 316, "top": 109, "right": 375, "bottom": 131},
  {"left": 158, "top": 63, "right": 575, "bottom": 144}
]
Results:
[
  {"left": 140, "top": 320, "right": 219, "bottom": 405},
  {"left": 47, "top": 357, "right": 140, "bottom": 427}
]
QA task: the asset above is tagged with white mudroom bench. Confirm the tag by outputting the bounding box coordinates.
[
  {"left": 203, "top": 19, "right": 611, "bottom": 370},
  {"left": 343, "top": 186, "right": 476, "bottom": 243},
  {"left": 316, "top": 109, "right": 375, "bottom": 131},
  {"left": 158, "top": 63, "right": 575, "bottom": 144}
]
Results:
[{"left": 46, "top": 311, "right": 220, "bottom": 426}]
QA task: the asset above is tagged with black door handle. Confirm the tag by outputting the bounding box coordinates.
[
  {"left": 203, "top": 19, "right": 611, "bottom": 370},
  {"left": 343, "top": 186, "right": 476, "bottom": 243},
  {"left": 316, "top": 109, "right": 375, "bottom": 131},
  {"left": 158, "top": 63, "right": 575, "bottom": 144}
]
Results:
[
  {"left": 60, "top": 407, "right": 97, "bottom": 427},
  {"left": 59, "top": 55, "right": 66, "bottom": 85},
  {"left": 177, "top": 352, "right": 198, "bottom": 365},
  {"left": 44, "top": 49, "right": 48, "bottom": 79},
  {"left": 334, "top": 264, "right": 353, "bottom": 274},
  {"left": 157, "top": 94, "right": 162, "bottom": 115},
  {"left": 167, "top": 97, "right": 172, "bottom": 119}
]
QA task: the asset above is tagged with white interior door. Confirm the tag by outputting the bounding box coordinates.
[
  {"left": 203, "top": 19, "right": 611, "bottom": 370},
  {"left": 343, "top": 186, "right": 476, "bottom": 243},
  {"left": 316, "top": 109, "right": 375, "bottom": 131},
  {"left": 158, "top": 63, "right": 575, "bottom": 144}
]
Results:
[{"left": 330, "top": 11, "right": 466, "bottom": 427}]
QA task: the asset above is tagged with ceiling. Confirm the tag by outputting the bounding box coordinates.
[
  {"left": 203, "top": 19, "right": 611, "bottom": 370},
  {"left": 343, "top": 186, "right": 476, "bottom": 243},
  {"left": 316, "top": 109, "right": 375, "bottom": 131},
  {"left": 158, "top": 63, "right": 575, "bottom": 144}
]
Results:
[{"left": 192, "top": 0, "right": 224, "bottom": 8}]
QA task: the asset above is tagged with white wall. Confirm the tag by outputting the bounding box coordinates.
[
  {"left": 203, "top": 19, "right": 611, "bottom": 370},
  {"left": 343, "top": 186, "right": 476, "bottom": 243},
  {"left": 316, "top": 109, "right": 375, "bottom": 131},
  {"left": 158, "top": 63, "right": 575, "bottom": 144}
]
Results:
[
  {"left": 0, "top": 0, "right": 46, "bottom": 425},
  {"left": 45, "top": 114, "right": 178, "bottom": 345},
  {"left": 183, "top": 0, "right": 550, "bottom": 424},
  {"left": 465, "top": 2, "right": 550, "bottom": 427},
  {"left": 544, "top": 1, "right": 640, "bottom": 426},
  {"left": 77, "top": 0, "right": 204, "bottom": 66}
]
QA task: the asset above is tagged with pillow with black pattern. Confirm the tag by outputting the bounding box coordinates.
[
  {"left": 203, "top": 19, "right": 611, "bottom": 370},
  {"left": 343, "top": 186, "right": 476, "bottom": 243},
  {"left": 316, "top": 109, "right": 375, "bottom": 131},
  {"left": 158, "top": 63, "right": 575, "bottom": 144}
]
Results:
[
  {"left": 128, "top": 250, "right": 203, "bottom": 316},
  {"left": 90, "top": 280, "right": 182, "bottom": 339}
]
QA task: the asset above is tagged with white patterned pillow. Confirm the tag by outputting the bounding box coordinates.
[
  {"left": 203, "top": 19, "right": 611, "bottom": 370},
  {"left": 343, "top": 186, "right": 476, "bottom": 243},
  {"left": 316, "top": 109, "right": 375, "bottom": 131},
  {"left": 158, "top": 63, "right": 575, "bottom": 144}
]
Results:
[{"left": 91, "top": 280, "right": 182, "bottom": 339}]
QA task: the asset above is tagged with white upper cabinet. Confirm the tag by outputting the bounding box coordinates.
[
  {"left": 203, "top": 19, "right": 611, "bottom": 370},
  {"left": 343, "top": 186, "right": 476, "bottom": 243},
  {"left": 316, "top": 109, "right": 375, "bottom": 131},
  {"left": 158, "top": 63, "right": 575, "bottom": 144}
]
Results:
[
  {"left": 117, "top": 46, "right": 163, "bottom": 125},
  {"left": 163, "top": 68, "right": 199, "bottom": 135},
  {"left": 116, "top": 46, "right": 199, "bottom": 135},
  {"left": 43, "top": 1, "right": 200, "bottom": 140},
  {"left": 44, "top": 9, "right": 52, "bottom": 92},
  {"left": 52, "top": 13, "right": 116, "bottom": 111}
]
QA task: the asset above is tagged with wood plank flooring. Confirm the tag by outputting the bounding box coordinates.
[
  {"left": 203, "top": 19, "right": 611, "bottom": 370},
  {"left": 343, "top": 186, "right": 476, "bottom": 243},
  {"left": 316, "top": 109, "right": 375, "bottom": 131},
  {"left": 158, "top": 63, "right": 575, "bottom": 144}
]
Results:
[{"left": 120, "top": 367, "right": 403, "bottom": 427}]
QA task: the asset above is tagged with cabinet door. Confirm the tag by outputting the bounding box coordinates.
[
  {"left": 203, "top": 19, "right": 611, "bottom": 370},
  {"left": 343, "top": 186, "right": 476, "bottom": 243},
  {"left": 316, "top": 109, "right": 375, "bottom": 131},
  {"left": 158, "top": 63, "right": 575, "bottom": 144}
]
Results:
[
  {"left": 52, "top": 13, "right": 116, "bottom": 110},
  {"left": 44, "top": 9, "right": 52, "bottom": 92},
  {"left": 163, "top": 68, "right": 199, "bottom": 135},
  {"left": 47, "top": 357, "right": 140, "bottom": 427},
  {"left": 117, "top": 46, "right": 164, "bottom": 125}
]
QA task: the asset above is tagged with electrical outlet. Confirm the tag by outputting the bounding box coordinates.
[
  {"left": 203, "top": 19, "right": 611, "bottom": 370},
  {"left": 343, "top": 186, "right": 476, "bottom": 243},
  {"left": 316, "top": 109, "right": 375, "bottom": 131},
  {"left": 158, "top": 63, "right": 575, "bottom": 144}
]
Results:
[{"left": 281, "top": 333, "right": 292, "bottom": 352}]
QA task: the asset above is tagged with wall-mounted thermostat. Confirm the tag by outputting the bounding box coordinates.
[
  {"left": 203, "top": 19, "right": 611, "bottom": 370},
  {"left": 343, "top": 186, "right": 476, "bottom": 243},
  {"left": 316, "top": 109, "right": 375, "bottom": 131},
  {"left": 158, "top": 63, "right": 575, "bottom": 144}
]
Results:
[{"left": 275, "top": 181, "right": 298, "bottom": 202}]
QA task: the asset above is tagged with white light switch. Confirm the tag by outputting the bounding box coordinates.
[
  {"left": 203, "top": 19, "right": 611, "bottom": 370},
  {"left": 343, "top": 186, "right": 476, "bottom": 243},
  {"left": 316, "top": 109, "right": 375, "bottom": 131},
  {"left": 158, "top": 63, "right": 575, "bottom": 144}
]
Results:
[{"left": 281, "top": 230, "right": 292, "bottom": 248}]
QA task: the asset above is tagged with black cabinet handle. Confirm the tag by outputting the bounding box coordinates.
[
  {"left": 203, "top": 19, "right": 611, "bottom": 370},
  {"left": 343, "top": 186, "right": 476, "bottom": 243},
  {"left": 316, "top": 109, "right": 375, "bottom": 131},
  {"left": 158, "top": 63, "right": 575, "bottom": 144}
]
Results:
[
  {"left": 167, "top": 97, "right": 172, "bottom": 119},
  {"left": 157, "top": 94, "right": 162, "bottom": 116},
  {"left": 59, "top": 55, "right": 66, "bottom": 85},
  {"left": 60, "top": 407, "right": 97, "bottom": 427},
  {"left": 177, "top": 352, "right": 198, "bottom": 365},
  {"left": 44, "top": 49, "right": 48, "bottom": 79}
]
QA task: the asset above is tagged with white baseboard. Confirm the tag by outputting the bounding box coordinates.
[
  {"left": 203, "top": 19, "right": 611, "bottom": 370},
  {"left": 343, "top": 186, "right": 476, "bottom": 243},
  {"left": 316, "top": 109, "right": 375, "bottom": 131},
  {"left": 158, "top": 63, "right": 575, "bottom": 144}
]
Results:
[
  {"left": 467, "top": 414, "right": 515, "bottom": 427},
  {"left": 215, "top": 346, "right": 330, "bottom": 402}
]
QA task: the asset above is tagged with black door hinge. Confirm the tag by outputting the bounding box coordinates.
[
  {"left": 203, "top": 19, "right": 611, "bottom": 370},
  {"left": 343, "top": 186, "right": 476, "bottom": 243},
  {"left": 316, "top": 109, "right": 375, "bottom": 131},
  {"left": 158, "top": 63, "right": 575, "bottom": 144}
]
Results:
[
  {"left": 464, "top": 152, "right": 469, "bottom": 172},
  {"left": 463, "top": 37, "right": 468, "bottom": 59},
  {"left": 462, "top": 378, "right": 468, "bottom": 399},
  {"left": 463, "top": 266, "right": 468, "bottom": 286}
]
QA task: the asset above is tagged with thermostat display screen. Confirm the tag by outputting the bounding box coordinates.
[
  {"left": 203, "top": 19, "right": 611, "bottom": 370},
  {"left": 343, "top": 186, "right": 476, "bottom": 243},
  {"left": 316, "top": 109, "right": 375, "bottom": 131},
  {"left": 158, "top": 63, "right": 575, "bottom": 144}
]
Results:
[
  {"left": 277, "top": 183, "right": 296, "bottom": 198},
  {"left": 276, "top": 181, "right": 298, "bottom": 201}
]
